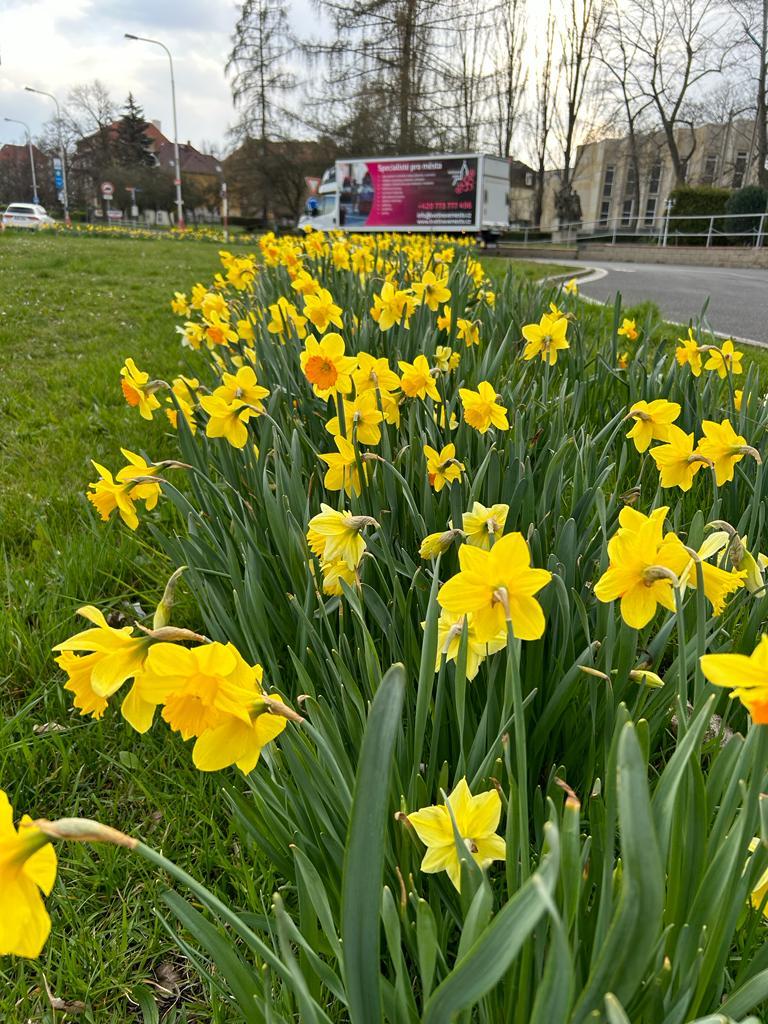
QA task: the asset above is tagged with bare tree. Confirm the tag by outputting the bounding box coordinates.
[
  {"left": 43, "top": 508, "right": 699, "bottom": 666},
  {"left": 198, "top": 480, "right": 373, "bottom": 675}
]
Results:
[
  {"left": 597, "top": 0, "right": 655, "bottom": 228},
  {"left": 533, "top": 9, "right": 558, "bottom": 227},
  {"left": 620, "top": 0, "right": 738, "bottom": 187},
  {"left": 308, "top": 0, "right": 446, "bottom": 152},
  {"left": 729, "top": 0, "right": 768, "bottom": 188},
  {"left": 491, "top": 0, "right": 528, "bottom": 157},
  {"left": 227, "top": 0, "right": 296, "bottom": 222},
  {"left": 554, "top": 0, "right": 608, "bottom": 221},
  {"left": 441, "top": 1, "right": 493, "bottom": 150}
]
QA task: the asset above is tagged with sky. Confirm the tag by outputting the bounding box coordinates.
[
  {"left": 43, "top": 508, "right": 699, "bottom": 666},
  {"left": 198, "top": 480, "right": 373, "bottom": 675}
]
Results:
[{"left": 0, "top": 0, "right": 321, "bottom": 154}]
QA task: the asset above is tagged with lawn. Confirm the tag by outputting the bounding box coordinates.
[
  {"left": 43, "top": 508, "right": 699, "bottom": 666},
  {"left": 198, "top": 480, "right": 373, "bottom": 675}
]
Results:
[{"left": 0, "top": 231, "right": 571, "bottom": 1019}]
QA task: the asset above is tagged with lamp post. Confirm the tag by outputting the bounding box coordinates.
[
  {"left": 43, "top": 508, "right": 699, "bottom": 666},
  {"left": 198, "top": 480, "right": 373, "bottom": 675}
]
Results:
[
  {"left": 216, "top": 162, "right": 228, "bottom": 243},
  {"left": 3, "top": 117, "right": 39, "bottom": 203},
  {"left": 124, "top": 33, "right": 185, "bottom": 229},
  {"left": 24, "top": 87, "right": 69, "bottom": 223}
]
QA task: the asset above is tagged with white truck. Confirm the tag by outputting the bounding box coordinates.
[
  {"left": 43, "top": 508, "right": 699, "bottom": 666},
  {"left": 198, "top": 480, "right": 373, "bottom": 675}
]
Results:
[{"left": 298, "top": 153, "right": 510, "bottom": 238}]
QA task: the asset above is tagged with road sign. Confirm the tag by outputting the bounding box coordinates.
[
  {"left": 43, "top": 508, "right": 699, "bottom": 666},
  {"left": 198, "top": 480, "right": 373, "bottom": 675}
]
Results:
[
  {"left": 305, "top": 176, "right": 321, "bottom": 195},
  {"left": 100, "top": 181, "right": 115, "bottom": 199},
  {"left": 53, "top": 158, "right": 63, "bottom": 190},
  {"left": 107, "top": 210, "right": 123, "bottom": 220}
]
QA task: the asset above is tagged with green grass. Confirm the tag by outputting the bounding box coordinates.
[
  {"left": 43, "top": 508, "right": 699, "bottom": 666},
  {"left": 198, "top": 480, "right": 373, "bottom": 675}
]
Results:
[
  {"left": 0, "top": 232, "right": 259, "bottom": 1020},
  {"left": 481, "top": 255, "right": 576, "bottom": 282}
]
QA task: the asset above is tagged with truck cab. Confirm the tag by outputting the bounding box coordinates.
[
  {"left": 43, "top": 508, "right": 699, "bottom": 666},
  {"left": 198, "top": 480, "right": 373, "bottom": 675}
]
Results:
[{"left": 297, "top": 166, "right": 339, "bottom": 231}]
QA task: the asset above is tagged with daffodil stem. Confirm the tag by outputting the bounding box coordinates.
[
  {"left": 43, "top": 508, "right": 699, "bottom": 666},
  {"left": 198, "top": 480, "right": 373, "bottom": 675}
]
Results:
[
  {"left": 506, "top": 624, "right": 529, "bottom": 883},
  {"left": 749, "top": 459, "right": 763, "bottom": 549},
  {"left": 674, "top": 588, "right": 689, "bottom": 735},
  {"left": 693, "top": 560, "right": 707, "bottom": 707}
]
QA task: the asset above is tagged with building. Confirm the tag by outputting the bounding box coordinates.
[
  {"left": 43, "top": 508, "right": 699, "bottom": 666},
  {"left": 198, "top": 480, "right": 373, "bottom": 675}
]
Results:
[
  {"left": 72, "top": 119, "right": 223, "bottom": 223},
  {"left": 0, "top": 143, "right": 53, "bottom": 207},
  {"left": 540, "top": 119, "right": 762, "bottom": 233},
  {"left": 507, "top": 158, "right": 537, "bottom": 226}
]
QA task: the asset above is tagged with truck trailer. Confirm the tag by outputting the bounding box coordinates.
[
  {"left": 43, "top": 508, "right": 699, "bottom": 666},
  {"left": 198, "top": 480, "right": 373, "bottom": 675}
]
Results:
[{"left": 298, "top": 153, "right": 510, "bottom": 237}]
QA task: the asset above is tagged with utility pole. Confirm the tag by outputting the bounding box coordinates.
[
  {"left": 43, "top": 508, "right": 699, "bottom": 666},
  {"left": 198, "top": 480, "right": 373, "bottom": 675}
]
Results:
[
  {"left": 24, "top": 87, "right": 69, "bottom": 223},
  {"left": 125, "top": 33, "right": 185, "bottom": 229}
]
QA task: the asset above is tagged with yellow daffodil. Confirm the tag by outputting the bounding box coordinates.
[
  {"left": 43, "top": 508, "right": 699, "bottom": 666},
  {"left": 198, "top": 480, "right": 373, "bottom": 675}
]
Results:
[
  {"left": 437, "top": 305, "right": 452, "bottom": 333},
  {"left": 170, "top": 291, "right": 190, "bottom": 316},
  {"left": 200, "top": 291, "right": 229, "bottom": 322},
  {"left": 352, "top": 352, "right": 400, "bottom": 394},
  {"left": 704, "top": 339, "right": 743, "bottom": 379},
  {"left": 412, "top": 270, "right": 451, "bottom": 311},
  {"left": 120, "top": 358, "right": 162, "bottom": 420},
  {"left": 116, "top": 449, "right": 162, "bottom": 511},
  {"left": 303, "top": 287, "right": 344, "bottom": 333},
  {"left": 300, "top": 333, "right": 357, "bottom": 399},
  {"left": 199, "top": 395, "right": 257, "bottom": 449},
  {"left": 676, "top": 330, "right": 703, "bottom": 376},
  {"left": 0, "top": 790, "right": 57, "bottom": 958},
  {"left": 326, "top": 391, "right": 384, "bottom": 445},
  {"left": 734, "top": 389, "right": 744, "bottom": 411},
  {"left": 332, "top": 241, "right": 350, "bottom": 270},
  {"left": 371, "top": 282, "right": 411, "bottom": 331},
  {"left": 618, "top": 318, "right": 638, "bottom": 342},
  {"left": 266, "top": 297, "right": 308, "bottom": 341},
  {"left": 203, "top": 311, "right": 239, "bottom": 349},
  {"left": 54, "top": 605, "right": 151, "bottom": 724},
  {"left": 459, "top": 381, "right": 509, "bottom": 434},
  {"left": 399, "top": 355, "right": 442, "bottom": 402},
  {"left": 438, "top": 532, "right": 551, "bottom": 642},
  {"left": 456, "top": 318, "right": 480, "bottom": 347},
  {"left": 424, "top": 443, "right": 464, "bottom": 492},
  {"left": 434, "top": 346, "right": 460, "bottom": 372},
  {"left": 650, "top": 425, "right": 707, "bottom": 491},
  {"left": 408, "top": 778, "right": 506, "bottom": 891},
  {"left": 618, "top": 351, "right": 630, "bottom": 369},
  {"left": 290, "top": 270, "right": 321, "bottom": 297},
  {"left": 593, "top": 507, "right": 683, "bottom": 628},
  {"left": 462, "top": 502, "right": 509, "bottom": 549},
  {"left": 133, "top": 642, "right": 289, "bottom": 772},
  {"left": 432, "top": 610, "right": 506, "bottom": 680},
  {"left": 306, "top": 504, "right": 375, "bottom": 568},
  {"left": 522, "top": 314, "right": 569, "bottom": 365},
  {"left": 320, "top": 434, "right": 367, "bottom": 496},
  {"left": 700, "top": 635, "right": 768, "bottom": 724},
  {"left": 320, "top": 556, "right": 358, "bottom": 596},
  {"left": 166, "top": 376, "right": 199, "bottom": 434},
  {"left": 563, "top": 277, "right": 579, "bottom": 295},
  {"left": 213, "top": 365, "right": 270, "bottom": 414},
  {"left": 419, "top": 529, "right": 463, "bottom": 560},
  {"left": 87, "top": 460, "right": 140, "bottom": 529},
  {"left": 696, "top": 419, "right": 757, "bottom": 486},
  {"left": 625, "top": 399, "right": 681, "bottom": 453}
]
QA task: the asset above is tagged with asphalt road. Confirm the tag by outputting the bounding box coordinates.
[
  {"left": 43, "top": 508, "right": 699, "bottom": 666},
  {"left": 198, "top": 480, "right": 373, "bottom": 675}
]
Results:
[{"left": 573, "top": 259, "right": 768, "bottom": 345}]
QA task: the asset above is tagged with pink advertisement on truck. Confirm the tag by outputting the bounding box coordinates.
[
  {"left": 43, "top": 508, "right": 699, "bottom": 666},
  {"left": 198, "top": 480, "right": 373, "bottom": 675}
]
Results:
[{"left": 335, "top": 155, "right": 480, "bottom": 231}]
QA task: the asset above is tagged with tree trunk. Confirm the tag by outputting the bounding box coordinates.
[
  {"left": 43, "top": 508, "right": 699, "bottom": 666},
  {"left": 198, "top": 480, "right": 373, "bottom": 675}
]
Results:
[{"left": 757, "top": 0, "right": 768, "bottom": 189}]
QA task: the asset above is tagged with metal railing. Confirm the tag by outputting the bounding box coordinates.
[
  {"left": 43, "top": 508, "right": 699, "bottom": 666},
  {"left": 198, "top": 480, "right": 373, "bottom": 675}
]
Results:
[{"left": 556, "top": 209, "right": 768, "bottom": 248}]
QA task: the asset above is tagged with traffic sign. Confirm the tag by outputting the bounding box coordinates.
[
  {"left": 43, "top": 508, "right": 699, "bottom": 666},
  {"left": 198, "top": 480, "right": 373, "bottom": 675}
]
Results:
[
  {"left": 100, "top": 181, "right": 115, "bottom": 199},
  {"left": 53, "top": 158, "right": 63, "bottom": 190},
  {"left": 305, "top": 176, "right": 321, "bottom": 195}
]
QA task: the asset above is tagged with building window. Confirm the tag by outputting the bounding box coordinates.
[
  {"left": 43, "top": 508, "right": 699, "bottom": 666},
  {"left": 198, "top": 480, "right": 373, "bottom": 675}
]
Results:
[
  {"left": 644, "top": 160, "right": 662, "bottom": 225},
  {"left": 621, "top": 197, "right": 634, "bottom": 226},
  {"left": 733, "top": 150, "right": 748, "bottom": 189},
  {"left": 525, "top": 171, "right": 533, "bottom": 186},
  {"left": 702, "top": 152, "right": 717, "bottom": 185},
  {"left": 598, "top": 164, "right": 615, "bottom": 225}
]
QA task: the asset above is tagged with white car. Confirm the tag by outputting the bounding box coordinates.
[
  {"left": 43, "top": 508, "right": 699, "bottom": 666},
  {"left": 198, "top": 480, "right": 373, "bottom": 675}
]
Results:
[{"left": 1, "top": 203, "right": 55, "bottom": 229}]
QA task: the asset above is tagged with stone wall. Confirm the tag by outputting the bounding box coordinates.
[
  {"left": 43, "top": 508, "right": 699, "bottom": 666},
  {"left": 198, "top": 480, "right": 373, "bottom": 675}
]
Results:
[{"left": 578, "top": 243, "right": 768, "bottom": 269}]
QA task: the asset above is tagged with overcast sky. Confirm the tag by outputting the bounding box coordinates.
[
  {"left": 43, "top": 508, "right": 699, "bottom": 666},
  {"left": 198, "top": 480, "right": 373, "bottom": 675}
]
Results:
[{"left": 0, "top": 0, "right": 321, "bottom": 154}]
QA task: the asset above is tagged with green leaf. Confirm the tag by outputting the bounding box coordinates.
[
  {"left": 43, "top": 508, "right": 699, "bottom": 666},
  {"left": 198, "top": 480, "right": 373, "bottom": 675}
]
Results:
[
  {"left": 571, "top": 722, "right": 665, "bottom": 1023},
  {"left": 341, "top": 663, "right": 406, "bottom": 1024},
  {"left": 130, "top": 984, "right": 160, "bottom": 1024},
  {"left": 421, "top": 820, "right": 560, "bottom": 1024},
  {"left": 720, "top": 969, "right": 768, "bottom": 1020}
]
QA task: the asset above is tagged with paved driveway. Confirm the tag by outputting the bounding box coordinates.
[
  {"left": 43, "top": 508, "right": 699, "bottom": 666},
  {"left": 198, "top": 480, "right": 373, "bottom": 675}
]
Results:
[{"left": 573, "top": 259, "right": 768, "bottom": 345}]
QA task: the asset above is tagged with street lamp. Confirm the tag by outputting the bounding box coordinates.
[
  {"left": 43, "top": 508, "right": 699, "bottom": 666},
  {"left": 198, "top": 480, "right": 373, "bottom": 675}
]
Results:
[
  {"left": 124, "top": 33, "right": 185, "bottom": 229},
  {"left": 24, "top": 86, "right": 70, "bottom": 224},
  {"left": 3, "top": 117, "right": 39, "bottom": 203}
]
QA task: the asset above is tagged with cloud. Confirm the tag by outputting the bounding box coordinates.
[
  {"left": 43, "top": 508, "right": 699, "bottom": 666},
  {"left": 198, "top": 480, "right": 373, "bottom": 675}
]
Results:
[{"left": 0, "top": 0, "right": 238, "bottom": 151}]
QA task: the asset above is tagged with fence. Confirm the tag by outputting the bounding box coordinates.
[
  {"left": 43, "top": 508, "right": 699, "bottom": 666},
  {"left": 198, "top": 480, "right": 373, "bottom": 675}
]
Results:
[{"left": 557, "top": 209, "right": 767, "bottom": 248}]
